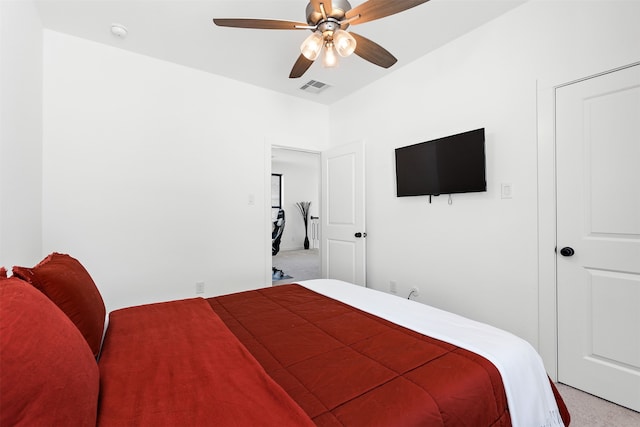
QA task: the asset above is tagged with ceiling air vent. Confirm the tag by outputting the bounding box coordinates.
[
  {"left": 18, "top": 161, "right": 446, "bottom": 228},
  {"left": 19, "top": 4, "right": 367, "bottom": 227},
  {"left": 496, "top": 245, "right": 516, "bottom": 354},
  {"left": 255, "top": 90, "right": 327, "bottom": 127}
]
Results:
[{"left": 300, "top": 80, "right": 330, "bottom": 94}]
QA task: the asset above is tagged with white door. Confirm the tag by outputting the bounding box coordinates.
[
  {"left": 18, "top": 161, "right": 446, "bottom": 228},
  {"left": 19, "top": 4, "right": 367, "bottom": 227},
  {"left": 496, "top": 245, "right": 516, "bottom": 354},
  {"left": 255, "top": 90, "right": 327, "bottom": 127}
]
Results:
[
  {"left": 321, "top": 140, "right": 366, "bottom": 286},
  {"left": 556, "top": 64, "right": 640, "bottom": 411}
]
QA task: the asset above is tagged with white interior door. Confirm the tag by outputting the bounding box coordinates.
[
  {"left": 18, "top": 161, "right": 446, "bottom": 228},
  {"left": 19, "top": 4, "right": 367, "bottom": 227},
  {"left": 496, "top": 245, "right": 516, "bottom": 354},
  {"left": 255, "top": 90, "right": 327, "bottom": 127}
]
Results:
[
  {"left": 321, "top": 140, "right": 366, "bottom": 286},
  {"left": 556, "top": 64, "right": 640, "bottom": 411}
]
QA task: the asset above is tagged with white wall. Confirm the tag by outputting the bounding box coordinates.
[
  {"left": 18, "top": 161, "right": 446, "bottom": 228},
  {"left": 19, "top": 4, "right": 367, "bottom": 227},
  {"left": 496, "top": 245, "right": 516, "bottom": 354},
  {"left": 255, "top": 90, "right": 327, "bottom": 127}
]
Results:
[
  {"left": 329, "top": 0, "right": 640, "bottom": 351},
  {"left": 0, "top": 0, "right": 43, "bottom": 269},
  {"left": 42, "top": 30, "right": 329, "bottom": 312},
  {"left": 272, "top": 149, "right": 320, "bottom": 251}
]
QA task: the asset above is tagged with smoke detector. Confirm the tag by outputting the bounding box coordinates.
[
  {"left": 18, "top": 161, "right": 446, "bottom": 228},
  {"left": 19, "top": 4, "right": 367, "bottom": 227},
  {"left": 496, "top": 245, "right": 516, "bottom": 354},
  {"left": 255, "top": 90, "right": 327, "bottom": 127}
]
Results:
[{"left": 110, "top": 24, "right": 128, "bottom": 38}]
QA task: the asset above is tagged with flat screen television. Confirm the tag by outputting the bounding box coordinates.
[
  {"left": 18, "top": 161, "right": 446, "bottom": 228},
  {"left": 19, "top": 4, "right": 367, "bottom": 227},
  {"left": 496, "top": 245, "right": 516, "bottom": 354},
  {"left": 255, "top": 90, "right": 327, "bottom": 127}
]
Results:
[{"left": 395, "top": 128, "right": 486, "bottom": 197}]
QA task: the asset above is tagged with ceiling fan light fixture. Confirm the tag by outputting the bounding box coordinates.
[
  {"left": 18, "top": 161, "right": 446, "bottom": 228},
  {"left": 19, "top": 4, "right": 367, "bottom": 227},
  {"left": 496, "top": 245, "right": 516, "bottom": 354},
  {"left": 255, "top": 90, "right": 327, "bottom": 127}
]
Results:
[
  {"left": 322, "top": 42, "right": 339, "bottom": 68},
  {"left": 333, "top": 29, "right": 356, "bottom": 57},
  {"left": 213, "top": 0, "right": 429, "bottom": 79},
  {"left": 300, "top": 31, "right": 324, "bottom": 60}
]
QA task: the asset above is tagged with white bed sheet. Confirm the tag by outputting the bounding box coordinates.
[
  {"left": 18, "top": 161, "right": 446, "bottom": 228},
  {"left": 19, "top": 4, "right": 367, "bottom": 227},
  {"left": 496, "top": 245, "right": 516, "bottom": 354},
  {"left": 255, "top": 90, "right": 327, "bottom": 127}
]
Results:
[{"left": 298, "top": 279, "right": 564, "bottom": 427}]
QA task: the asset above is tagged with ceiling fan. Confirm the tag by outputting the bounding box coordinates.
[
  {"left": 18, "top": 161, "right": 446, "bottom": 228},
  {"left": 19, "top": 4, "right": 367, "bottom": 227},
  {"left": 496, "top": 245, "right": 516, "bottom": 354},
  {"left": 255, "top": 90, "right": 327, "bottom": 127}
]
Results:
[{"left": 213, "top": 0, "right": 430, "bottom": 79}]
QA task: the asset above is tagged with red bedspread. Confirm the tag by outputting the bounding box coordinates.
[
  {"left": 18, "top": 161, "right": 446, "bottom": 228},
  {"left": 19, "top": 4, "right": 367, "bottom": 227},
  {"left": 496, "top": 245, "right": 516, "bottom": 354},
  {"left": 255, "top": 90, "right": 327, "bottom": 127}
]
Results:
[
  {"left": 208, "top": 284, "right": 524, "bottom": 426},
  {"left": 97, "top": 297, "right": 314, "bottom": 426}
]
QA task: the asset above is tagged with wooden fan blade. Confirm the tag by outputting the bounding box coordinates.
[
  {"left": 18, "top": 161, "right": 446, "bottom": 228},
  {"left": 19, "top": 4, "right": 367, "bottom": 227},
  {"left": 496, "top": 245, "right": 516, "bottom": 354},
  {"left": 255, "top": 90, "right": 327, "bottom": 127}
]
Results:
[
  {"left": 289, "top": 54, "right": 315, "bottom": 78},
  {"left": 350, "top": 32, "right": 397, "bottom": 68},
  {"left": 213, "top": 18, "right": 308, "bottom": 30},
  {"left": 310, "top": 0, "right": 332, "bottom": 17},
  {"left": 345, "top": 0, "right": 430, "bottom": 25}
]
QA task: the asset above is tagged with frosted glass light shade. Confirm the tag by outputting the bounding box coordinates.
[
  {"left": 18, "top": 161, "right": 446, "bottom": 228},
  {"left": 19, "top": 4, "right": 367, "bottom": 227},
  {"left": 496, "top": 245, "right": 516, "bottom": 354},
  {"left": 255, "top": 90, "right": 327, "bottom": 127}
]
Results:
[
  {"left": 323, "top": 42, "right": 338, "bottom": 68},
  {"left": 300, "top": 31, "right": 324, "bottom": 60},
  {"left": 333, "top": 29, "right": 356, "bottom": 57}
]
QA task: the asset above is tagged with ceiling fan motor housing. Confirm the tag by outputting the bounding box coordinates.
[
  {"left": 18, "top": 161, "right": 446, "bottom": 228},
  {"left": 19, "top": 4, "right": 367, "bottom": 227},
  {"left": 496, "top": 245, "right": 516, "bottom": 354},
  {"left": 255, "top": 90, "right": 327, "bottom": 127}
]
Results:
[{"left": 306, "top": 0, "right": 352, "bottom": 26}]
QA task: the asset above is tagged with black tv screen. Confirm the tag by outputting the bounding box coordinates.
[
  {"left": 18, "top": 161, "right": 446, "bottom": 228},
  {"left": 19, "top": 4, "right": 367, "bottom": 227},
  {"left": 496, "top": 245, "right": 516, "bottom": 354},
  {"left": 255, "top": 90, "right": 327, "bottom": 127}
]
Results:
[{"left": 395, "top": 128, "right": 486, "bottom": 197}]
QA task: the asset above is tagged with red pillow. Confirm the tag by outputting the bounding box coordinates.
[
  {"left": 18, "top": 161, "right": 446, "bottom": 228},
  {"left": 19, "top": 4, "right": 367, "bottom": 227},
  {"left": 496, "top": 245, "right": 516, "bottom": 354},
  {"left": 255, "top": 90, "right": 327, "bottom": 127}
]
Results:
[
  {"left": 0, "top": 267, "right": 6, "bottom": 278},
  {"left": 0, "top": 276, "right": 99, "bottom": 426},
  {"left": 13, "top": 253, "right": 106, "bottom": 357}
]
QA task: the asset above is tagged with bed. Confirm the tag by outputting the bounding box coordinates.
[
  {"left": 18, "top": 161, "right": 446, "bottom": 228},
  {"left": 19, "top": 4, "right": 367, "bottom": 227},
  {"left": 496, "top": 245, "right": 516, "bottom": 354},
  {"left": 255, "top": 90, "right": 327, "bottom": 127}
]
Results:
[{"left": 0, "top": 253, "right": 570, "bottom": 426}]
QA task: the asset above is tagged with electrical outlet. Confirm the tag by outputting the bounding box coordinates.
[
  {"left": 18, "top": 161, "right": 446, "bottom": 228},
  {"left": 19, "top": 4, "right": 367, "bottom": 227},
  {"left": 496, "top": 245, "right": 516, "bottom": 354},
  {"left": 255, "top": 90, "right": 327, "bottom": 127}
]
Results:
[
  {"left": 390, "top": 280, "right": 397, "bottom": 294},
  {"left": 196, "top": 281, "right": 205, "bottom": 294}
]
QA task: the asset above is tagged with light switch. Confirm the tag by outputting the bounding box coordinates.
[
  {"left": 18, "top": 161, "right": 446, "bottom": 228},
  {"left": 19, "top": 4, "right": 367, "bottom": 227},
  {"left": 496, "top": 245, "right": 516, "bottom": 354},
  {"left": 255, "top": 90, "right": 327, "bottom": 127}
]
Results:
[{"left": 501, "top": 183, "right": 513, "bottom": 199}]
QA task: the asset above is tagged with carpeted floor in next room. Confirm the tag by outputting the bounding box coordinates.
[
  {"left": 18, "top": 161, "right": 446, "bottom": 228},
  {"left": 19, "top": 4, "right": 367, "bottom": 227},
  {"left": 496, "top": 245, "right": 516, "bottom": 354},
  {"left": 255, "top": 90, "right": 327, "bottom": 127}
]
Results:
[{"left": 272, "top": 248, "right": 320, "bottom": 285}]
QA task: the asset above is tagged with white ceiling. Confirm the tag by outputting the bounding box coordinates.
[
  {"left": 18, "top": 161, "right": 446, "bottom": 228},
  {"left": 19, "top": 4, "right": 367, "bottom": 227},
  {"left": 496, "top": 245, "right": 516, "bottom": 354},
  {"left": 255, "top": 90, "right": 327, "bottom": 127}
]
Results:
[{"left": 35, "top": 0, "right": 527, "bottom": 105}]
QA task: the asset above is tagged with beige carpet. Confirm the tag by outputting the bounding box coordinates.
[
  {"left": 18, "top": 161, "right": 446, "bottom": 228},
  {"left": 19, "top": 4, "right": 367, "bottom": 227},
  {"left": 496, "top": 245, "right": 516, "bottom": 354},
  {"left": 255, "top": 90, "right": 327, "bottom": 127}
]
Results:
[{"left": 555, "top": 383, "right": 639, "bottom": 426}]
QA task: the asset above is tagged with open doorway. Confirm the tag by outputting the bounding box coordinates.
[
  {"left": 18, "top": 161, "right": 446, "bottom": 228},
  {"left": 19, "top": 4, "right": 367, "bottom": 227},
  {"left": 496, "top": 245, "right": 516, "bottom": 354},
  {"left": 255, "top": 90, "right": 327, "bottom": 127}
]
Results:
[{"left": 271, "top": 147, "right": 321, "bottom": 285}]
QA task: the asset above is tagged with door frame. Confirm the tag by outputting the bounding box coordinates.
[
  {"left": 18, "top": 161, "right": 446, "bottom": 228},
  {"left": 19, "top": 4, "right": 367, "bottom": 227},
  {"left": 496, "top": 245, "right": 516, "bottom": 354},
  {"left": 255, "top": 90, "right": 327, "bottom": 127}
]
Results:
[
  {"left": 536, "top": 61, "right": 640, "bottom": 381},
  {"left": 264, "top": 144, "right": 322, "bottom": 285}
]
